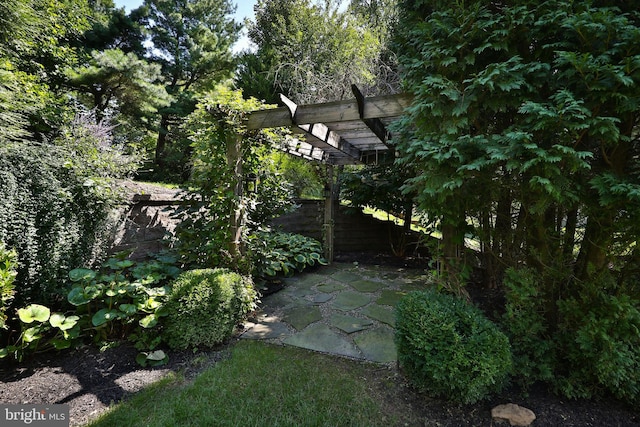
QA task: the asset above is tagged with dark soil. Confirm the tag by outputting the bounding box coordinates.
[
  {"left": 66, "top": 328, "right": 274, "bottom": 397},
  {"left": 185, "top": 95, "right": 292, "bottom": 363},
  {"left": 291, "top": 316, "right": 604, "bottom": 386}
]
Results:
[{"left": 1, "top": 252, "right": 639, "bottom": 426}]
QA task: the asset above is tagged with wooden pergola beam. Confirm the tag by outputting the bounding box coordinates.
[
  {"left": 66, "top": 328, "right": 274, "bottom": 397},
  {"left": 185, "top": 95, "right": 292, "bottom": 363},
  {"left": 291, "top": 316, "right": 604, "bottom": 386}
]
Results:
[
  {"left": 280, "top": 94, "right": 362, "bottom": 164},
  {"left": 246, "top": 92, "right": 413, "bottom": 130}
]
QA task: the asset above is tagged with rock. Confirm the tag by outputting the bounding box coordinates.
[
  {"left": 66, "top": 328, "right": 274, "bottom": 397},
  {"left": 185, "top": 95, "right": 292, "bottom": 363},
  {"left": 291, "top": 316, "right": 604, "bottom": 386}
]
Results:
[{"left": 491, "top": 403, "right": 536, "bottom": 426}]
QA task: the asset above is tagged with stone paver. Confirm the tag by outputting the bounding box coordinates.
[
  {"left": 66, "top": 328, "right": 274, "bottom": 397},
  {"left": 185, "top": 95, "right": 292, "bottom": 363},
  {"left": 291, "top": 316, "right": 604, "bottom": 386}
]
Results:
[
  {"left": 354, "top": 326, "right": 397, "bottom": 363},
  {"left": 350, "top": 279, "right": 386, "bottom": 293},
  {"left": 241, "top": 315, "right": 292, "bottom": 340},
  {"left": 331, "top": 291, "right": 371, "bottom": 311},
  {"left": 361, "top": 305, "right": 395, "bottom": 327},
  {"left": 283, "top": 323, "right": 361, "bottom": 358},
  {"left": 376, "top": 289, "right": 408, "bottom": 306},
  {"left": 329, "top": 313, "right": 373, "bottom": 333},
  {"left": 283, "top": 305, "right": 322, "bottom": 330},
  {"left": 242, "top": 263, "right": 433, "bottom": 364}
]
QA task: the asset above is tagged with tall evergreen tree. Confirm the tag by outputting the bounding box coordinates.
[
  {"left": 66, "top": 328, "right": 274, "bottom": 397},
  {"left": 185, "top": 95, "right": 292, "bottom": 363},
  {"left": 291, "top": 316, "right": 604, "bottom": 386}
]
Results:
[
  {"left": 393, "top": 1, "right": 640, "bottom": 285},
  {"left": 143, "top": 0, "right": 240, "bottom": 180}
]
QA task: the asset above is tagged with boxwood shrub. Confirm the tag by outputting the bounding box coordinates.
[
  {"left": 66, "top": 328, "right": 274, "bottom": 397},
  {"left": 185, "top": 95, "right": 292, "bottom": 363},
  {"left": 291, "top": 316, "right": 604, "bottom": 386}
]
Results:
[
  {"left": 162, "top": 269, "right": 257, "bottom": 350},
  {"left": 395, "top": 290, "right": 512, "bottom": 404}
]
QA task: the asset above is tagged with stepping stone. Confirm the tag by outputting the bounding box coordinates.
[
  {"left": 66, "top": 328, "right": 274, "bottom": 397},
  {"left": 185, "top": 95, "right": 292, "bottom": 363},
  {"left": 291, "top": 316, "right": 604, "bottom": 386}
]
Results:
[
  {"left": 331, "top": 291, "right": 371, "bottom": 311},
  {"left": 361, "top": 305, "right": 395, "bottom": 327},
  {"left": 317, "top": 282, "right": 346, "bottom": 293},
  {"left": 311, "top": 293, "right": 333, "bottom": 304},
  {"left": 283, "top": 305, "right": 322, "bottom": 330},
  {"left": 354, "top": 326, "right": 397, "bottom": 363},
  {"left": 330, "top": 313, "right": 373, "bottom": 333},
  {"left": 350, "top": 279, "right": 385, "bottom": 293},
  {"left": 376, "top": 289, "right": 408, "bottom": 307},
  {"left": 241, "top": 316, "right": 291, "bottom": 340},
  {"left": 331, "top": 271, "right": 362, "bottom": 283},
  {"left": 283, "top": 323, "right": 361, "bottom": 359},
  {"left": 283, "top": 286, "right": 316, "bottom": 298},
  {"left": 262, "top": 292, "right": 294, "bottom": 308},
  {"left": 295, "top": 273, "right": 325, "bottom": 289}
]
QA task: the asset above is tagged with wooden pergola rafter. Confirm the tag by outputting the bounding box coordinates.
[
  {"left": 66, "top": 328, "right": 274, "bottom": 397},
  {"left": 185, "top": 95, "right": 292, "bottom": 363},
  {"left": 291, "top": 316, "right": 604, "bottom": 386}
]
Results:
[{"left": 246, "top": 85, "right": 412, "bottom": 165}]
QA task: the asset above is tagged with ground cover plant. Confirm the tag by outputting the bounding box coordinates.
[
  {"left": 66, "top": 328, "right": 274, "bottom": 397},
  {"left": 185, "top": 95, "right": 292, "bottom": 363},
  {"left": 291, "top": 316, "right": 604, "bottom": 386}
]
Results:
[{"left": 0, "top": 252, "right": 181, "bottom": 364}]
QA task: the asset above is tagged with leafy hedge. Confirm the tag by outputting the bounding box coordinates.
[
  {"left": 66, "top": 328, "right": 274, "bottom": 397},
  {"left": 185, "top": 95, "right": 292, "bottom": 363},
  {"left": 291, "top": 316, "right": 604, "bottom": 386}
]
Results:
[
  {"left": 0, "top": 144, "right": 117, "bottom": 307},
  {"left": 395, "top": 290, "right": 512, "bottom": 404},
  {"left": 162, "top": 269, "right": 257, "bottom": 350},
  {"left": 503, "top": 267, "right": 640, "bottom": 405}
]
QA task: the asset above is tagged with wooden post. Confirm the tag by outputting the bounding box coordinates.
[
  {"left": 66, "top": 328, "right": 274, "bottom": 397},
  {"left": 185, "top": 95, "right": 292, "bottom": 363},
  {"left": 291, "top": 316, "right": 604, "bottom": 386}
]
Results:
[
  {"left": 323, "top": 164, "right": 335, "bottom": 262},
  {"left": 226, "top": 131, "right": 244, "bottom": 263}
]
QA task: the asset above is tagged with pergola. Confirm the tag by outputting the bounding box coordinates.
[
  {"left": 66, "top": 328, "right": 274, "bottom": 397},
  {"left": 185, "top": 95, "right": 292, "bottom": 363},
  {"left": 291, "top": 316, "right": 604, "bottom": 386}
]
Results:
[{"left": 227, "top": 85, "right": 412, "bottom": 261}]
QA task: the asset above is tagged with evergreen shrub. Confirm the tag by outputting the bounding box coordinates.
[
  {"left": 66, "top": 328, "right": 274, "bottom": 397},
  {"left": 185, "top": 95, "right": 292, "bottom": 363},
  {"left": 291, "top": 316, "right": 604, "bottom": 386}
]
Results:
[
  {"left": 395, "top": 290, "right": 512, "bottom": 404},
  {"left": 0, "top": 144, "right": 116, "bottom": 306},
  {"left": 162, "top": 269, "right": 257, "bottom": 350},
  {"left": 554, "top": 273, "right": 640, "bottom": 405}
]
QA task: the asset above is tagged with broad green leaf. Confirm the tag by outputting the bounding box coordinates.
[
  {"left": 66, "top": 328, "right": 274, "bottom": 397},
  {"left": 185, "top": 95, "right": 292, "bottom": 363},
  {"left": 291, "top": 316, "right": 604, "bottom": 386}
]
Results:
[
  {"left": 22, "top": 327, "right": 41, "bottom": 343},
  {"left": 18, "top": 304, "right": 50, "bottom": 324},
  {"left": 92, "top": 308, "right": 121, "bottom": 327},
  {"left": 139, "top": 314, "right": 158, "bottom": 328},
  {"left": 119, "top": 304, "right": 138, "bottom": 316},
  {"left": 69, "top": 268, "right": 96, "bottom": 282},
  {"left": 0, "top": 348, "right": 8, "bottom": 358},
  {"left": 146, "top": 350, "right": 166, "bottom": 361},
  {"left": 50, "top": 314, "right": 79, "bottom": 331}
]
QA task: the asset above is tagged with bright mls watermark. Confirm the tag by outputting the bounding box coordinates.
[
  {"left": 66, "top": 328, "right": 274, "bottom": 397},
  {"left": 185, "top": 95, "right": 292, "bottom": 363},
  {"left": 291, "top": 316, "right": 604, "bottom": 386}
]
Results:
[{"left": 1, "top": 405, "right": 69, "bottom": 426}]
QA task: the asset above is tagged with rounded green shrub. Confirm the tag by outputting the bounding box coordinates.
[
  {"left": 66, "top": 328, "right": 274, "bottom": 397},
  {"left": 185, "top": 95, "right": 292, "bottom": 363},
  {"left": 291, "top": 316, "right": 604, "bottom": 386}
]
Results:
[
  {"left": 395, "top": 290, "right": 512, "bottom": 404},
  {"left": 162, "top": 269, "right": 257, "bottom": 350}
]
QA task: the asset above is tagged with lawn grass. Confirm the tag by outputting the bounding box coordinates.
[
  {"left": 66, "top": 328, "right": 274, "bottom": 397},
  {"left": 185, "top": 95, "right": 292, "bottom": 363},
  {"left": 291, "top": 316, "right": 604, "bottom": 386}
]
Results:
[{"left": 88, "top": 340, "right": 400, "bottom": 427}]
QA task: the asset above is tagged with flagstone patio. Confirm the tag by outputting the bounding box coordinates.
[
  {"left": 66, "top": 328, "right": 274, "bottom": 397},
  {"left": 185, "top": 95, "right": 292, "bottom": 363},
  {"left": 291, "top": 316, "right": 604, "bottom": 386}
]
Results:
[{"left": 241, "top": 262, "right": 431, "bottom": 364}]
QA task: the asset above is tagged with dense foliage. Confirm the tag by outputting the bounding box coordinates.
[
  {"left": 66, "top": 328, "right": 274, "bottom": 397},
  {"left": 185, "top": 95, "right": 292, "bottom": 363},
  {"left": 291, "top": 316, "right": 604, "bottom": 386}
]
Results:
[
  {"left": 162, "top": 268, "right": 257, "bottom": 351},
  {"left": 395, "top": 290, "right": 512, "bottom": 404},
  {"left": 393, "top": 0, "right": 640, "bottom": 403},
  {"left": 248, "top": 231, "right": 327, "bottom": 282},
  {"left": 1, "top": 253, "right": 181, "bottom": 364},
  {"left": 237, "top": 0, "right": 397, "bottom": 104},
  {"left": 0, "top": 144, "right": 120, "bottom": 307},
  {"left": 173, "top": 85, "right": 296, "bottom": 269},
  {"left": 0, "top": 242, "right": 18, "bottom": 331}
]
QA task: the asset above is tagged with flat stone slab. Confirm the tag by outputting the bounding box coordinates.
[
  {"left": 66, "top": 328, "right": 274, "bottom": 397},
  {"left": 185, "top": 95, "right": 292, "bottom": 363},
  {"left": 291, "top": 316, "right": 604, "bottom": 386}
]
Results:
[
  {"left": 317, "top": 282, "right": 346, "bottom": 293},
  {"left": 330, "top": 313, "right": 373, "bottom": 333},
  {"left": 361, "top": 305, "right": 395, "bottom": 327},
  {"left": 283, "top": 323, "right": 361, "bottom": 358},
  {"left": 294, "top": 273, "right": 326, "bottom": 289},
  {"left": 350, "top": 279, "right": 386, "bottom": 293},
  {"left": 331, "top": 271, "right": 362, "bottom": 283},
  {"left": 353, "top": 326, "right": 397, "bottom": 363},
  {"left": 376, "top": 289, "right": 408, "bottom": 307},
  {"left": 331, "top": 291, "right": 371, "bottom": 311},
  {"left": 283, "top": 286, "right": 316, "bottom": 298},
  {"left": 283, "top": 305, "right": 322, "bottom": 330},
  {"left": 241, "top": 316, "right": 291, "bottom": 340},
  {"left": 262, "top": 292, "right": 294, "bottom": 308},
  {"left": 311, "top": 293, "right": 333, "bottom": 303}
]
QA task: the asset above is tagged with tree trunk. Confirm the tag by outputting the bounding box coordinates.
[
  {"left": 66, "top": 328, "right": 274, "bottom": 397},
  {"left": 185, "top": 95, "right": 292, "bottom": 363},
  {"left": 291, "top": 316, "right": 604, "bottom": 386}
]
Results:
[
  {"left": 226, "top": 131, "right": 244, "bottom": 264},
  {"left": 155, "top": 114, "right": 170, "bottom": 171}
]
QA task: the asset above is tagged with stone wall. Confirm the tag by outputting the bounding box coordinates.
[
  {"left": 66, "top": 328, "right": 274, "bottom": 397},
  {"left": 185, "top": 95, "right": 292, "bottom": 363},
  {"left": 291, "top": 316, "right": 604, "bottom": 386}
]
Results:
[
  {"left": 109, "top": 182, "right": 183, "bottom": 260},
  {"left": 109, "top": 184, "right": 427, "bottom": 260}
]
